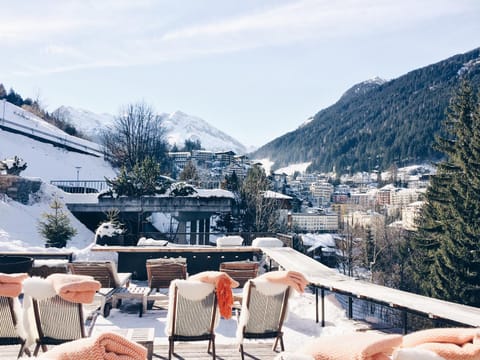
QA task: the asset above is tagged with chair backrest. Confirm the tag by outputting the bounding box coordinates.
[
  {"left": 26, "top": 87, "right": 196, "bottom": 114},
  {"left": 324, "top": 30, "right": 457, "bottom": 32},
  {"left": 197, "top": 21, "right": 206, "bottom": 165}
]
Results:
[
  {"left": 238, "top": 279, "right": 290, "bottom": 340},
  {"left": 167, "top": 280, "right": 217, "bottom": 339},
  {"left": 219, "top": 261, "right": 259, "bottom": 287},
  {"left": 68, "top": 261, "right": 129, "bottom": 288},
  {"left": 30, "top": 259, "right": 69, "bottom": 278},
  {"left": 0, "top": 296, "right": 22, "bottom": 342},
  {"left": 146, "top": 258, "right": 187, "bottom": 290},
  {"left": 33, "top": 295, "right": 85, "bottom": 343}
]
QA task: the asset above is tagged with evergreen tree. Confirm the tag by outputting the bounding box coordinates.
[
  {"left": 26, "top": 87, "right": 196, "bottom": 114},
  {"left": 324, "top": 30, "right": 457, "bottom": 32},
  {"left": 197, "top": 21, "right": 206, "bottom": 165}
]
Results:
[
  {"left": 105, "top": 157, "right": 171, "bottom": 197},
  {"left": 0, "top": 83, "right": 6, "bottom": 99},
  {"left": 182, "top": 139, "right": 202, "bottom": 152},
  {"left": 37, "top": 198, "right": 77, "bottom": 248},
  {"left": 412, "top": 81, "right": 480, "bottom": 306}
]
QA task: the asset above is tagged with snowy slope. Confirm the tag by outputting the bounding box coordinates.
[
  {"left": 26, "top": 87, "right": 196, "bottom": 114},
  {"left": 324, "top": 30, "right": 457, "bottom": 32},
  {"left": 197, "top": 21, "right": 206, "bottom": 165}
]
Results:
[
  {"left": 0, "top": 127, "right": 116, "bottom": 183},
  {"left": 58, "top": 106, "right": 248, "bottom": 154}
]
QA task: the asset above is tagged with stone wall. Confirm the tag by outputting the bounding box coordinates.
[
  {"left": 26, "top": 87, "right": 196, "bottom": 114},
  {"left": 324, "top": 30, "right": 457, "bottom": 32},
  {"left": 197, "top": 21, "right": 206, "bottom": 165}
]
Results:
[{"left": 0, "top": 175, "right": 42, "bottom": 204}]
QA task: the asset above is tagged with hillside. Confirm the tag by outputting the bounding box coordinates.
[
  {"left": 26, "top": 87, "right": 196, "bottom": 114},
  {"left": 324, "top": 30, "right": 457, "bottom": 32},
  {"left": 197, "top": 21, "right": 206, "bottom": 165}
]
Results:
[{"left": 251, "top": 47, "right": 480, "bottom": 174}]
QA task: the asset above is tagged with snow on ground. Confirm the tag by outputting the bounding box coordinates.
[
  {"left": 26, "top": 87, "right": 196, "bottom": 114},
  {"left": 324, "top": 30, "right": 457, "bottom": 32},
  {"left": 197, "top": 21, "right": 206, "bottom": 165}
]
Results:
[
  {"left": 0, "top": 183, "right": 94, "bottom": 252},
  {"left": 276, "top": 162, "right": 312, "bottom": 176},
  {"left": 93, "top": 287, "right": 360, "bottom": 348},
  {"left": 0, "top": 129, "right": 116, "bottom": 183}
]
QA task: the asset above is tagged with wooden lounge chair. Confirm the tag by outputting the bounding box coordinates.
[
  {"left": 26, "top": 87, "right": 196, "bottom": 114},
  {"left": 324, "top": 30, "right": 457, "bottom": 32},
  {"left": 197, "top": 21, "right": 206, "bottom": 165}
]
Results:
[
  {"left": 68, "top": 261, "right": 131, "bottom": 316},
  {"left": 236, "top": 279, "right": 290, "bottom": 360},
  {"left": 166, "top": 279, "right": 218, "bottom": 360},
  {"left": 219, "top": 261, "right": 259, "bottom": 287},
  {"left": 0, "top": 296, "right": 30, "bottom": 358},
  {"left": 147, "top": 258, "right": 187, "bottom": 290},
  {"left": 145, "top": 258, "right": 187, "bottom": 310},
  {"left": 32, "top": 295, "right": 98, "bottom": 356}
]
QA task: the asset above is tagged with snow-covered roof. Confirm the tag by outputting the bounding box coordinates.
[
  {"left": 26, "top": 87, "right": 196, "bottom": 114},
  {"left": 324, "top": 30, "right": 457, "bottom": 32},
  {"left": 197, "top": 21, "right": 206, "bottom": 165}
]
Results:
[{"left": 262, "top": 190, "right": 292, "bottom": 199}]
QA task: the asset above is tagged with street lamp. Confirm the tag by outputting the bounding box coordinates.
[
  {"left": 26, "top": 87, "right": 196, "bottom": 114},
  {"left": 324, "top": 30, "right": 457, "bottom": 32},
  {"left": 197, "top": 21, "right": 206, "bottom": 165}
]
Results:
[{"left": 75, "top": 166, "right": 81, "bottom": 181}]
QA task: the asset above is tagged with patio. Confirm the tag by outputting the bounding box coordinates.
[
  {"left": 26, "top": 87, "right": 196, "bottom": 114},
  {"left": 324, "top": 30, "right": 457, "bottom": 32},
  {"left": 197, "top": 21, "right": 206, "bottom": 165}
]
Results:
[{"left": 1, "top": 284, "right": 366, "bottom": 359}]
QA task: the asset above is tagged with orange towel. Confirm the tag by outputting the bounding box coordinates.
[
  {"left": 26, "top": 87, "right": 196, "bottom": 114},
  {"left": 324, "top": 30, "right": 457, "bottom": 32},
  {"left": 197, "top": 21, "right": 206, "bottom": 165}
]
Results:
[
  {"left": 402, "top": 327, "right": 480, "bottom": 360},
  {"left": 47, "top": 273, "right": 101, "bottom": 304},
  {"left": 0, "top": 272, "right": 28, "bottom": 297},
  {"left": 301, "top": 332, "right": 403, "bottom": 360},
  {"left": 189, "top": 271, "right": 239, "bottom": 319},
  {"left": 39, "top": 331, "right": 147, "bottom": 360}
]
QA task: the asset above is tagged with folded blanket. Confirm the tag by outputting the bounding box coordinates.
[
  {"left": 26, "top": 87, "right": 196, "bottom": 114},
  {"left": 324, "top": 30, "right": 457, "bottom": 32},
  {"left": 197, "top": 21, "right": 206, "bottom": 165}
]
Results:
[
  {"left": 47, "top": 273, "right": 101, "bottom": 304},
  {"left": 301, "top": 332, "right": 403, "bottom": 360},
  {"left": 37, "top": 331, "right": 147, "bottom": 360},
  {"left": 401, "top": 327, "right": 480, "bottom": 360},
  {"left": 257, "top": 270, "right": 309, "bottom": 293},
  {"left": 0, "top": 272, "right": 28, "bottom": 297}
]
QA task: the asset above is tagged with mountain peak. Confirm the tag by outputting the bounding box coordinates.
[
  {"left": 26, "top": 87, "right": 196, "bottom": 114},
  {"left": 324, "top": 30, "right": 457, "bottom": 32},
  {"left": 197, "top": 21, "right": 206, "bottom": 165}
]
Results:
[{"left": 339, "top": 77, "right": 387, "bottom": 102}]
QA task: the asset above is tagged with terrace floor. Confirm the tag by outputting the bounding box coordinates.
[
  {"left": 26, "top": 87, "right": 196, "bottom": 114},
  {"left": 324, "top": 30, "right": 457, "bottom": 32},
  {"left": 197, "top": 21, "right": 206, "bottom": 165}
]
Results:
[
  {"left": 3, "top": 342, "right": 282, "bottom": 359},
  {"left": 2, "top": 286, "right": 376, "bottom": 359}
]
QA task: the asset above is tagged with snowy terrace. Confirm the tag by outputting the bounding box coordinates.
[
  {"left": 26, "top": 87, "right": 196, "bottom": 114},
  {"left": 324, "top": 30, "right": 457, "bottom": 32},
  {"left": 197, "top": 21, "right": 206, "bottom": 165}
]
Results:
[{"left": 1, "top": 244, "right": 480, "bottom": 359}]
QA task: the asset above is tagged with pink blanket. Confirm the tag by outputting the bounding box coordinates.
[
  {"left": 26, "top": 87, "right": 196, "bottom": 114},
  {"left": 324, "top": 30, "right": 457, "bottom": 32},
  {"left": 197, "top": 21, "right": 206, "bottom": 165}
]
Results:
[
  {"left": 47, "top": 273, "right": 101, "bottom": 304},
  {"left": 402, "top": 327, "right": 480, "bottom": 360},
  {"left": 0, "top": 272, "right": 28, "bottom": 297},
  {"left": 258, "top": 270, "right": 309, "bottom": 293},
  {"left": 301, "top": 332, "right": 403, "bottom": 360},
  {"left": 39, "top": 332, "right": 147, "bottom": 360}
]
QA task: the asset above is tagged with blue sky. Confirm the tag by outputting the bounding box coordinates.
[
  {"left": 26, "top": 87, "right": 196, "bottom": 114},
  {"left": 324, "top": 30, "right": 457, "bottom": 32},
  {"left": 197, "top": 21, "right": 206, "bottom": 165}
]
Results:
[{"left": 1, "top": 0, "right": 479, "bottom": 149}]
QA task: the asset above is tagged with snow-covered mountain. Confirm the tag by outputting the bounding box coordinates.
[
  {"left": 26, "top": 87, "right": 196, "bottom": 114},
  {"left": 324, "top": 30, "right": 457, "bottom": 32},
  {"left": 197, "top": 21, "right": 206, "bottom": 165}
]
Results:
[
  {"left": 159, "top": 111, "right": 247, "bottom": 154},
  {"left": 54, "top": 106, "right": 115, "bottom": 143},
  {"left": 56, "top": 106, "right": 248, "bottom": 154}
]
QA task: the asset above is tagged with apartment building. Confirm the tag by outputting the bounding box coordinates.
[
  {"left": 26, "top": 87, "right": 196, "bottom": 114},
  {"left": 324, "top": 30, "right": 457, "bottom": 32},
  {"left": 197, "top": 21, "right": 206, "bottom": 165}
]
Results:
[
  {"left": 310, "top": 182, "right": 334, "bottom": 206},
  {"left": 289, "top": 212, "right": 339, "bottom": 232}
]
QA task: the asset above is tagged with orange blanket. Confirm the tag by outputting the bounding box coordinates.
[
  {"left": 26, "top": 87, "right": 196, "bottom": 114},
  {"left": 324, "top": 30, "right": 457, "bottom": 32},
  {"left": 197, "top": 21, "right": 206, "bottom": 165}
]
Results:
[
  {"left": 39, "top": 332, "right": 147, "bottom": 360},
  {"left": 47, "top": 273, "right": 101, "bottom": 304},
  {"left": 402, "top": 327, "right": 480, "bottom": 360},
  {"left": 301, "top": 332, "right": 403, "bottom": 360},
  {"left": 0, "top": 272, "right": 28, "bottom": 297}
]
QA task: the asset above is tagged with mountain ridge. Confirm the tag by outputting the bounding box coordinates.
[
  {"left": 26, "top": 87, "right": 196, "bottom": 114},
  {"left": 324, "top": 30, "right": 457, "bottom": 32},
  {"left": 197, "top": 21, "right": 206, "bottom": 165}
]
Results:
[
  {"left": 250, "top": 47, "right": 480, "bottom": 174},
  {"left": 55, "top": 106, "right": 248, "bottom": 155}
]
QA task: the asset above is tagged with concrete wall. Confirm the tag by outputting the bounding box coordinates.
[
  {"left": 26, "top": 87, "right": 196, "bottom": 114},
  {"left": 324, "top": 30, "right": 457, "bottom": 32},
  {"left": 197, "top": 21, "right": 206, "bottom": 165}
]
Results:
[{"left": 0, "top": 175, "right": 42, "bottom": 204}]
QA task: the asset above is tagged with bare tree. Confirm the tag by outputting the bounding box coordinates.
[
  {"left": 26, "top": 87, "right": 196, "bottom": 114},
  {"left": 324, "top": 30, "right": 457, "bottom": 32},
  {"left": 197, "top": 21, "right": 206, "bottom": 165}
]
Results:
[{"left": 101, "top": 102, "right": 169, "bottom": 171}]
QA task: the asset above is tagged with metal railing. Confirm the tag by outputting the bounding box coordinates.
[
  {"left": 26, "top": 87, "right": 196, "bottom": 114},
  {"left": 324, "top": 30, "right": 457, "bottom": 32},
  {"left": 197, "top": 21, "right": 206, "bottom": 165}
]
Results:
[{"left": 50, "top": 180, "right": 109, "bottom": 193}]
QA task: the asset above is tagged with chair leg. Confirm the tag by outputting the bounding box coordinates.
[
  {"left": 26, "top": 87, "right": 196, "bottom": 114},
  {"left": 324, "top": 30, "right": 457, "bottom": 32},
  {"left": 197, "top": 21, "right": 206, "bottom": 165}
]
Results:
[
  {"left": 239, "top": 344, "right": 245, "bottom": 360},
  {"left": 33, "top": 343, "right": 40, "bottom": 356},
  {"left": 279, "top": 335, "right": 285, "bottom": 352},
  {"left": 211, "top": 338, "right": 216, "bottom": 359},
  {"left": 17, "top": 343, "right": 28, "bottom": 359},
  {"left": 168, "top": 339, "right": 173, "bottom": 360}
]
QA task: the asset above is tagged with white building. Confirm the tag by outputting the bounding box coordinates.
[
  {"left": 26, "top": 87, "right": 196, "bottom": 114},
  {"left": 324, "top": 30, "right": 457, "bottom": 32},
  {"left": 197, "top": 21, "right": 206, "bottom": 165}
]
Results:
[
  {"left": 402, "top": 200, "right": 424, "bottom": 230},
  {"left": 289, "top": 212, "right": 339, "bottom": 232},
  {"left": 310, "top": 182, "right": 334, "bottom": 206}
]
